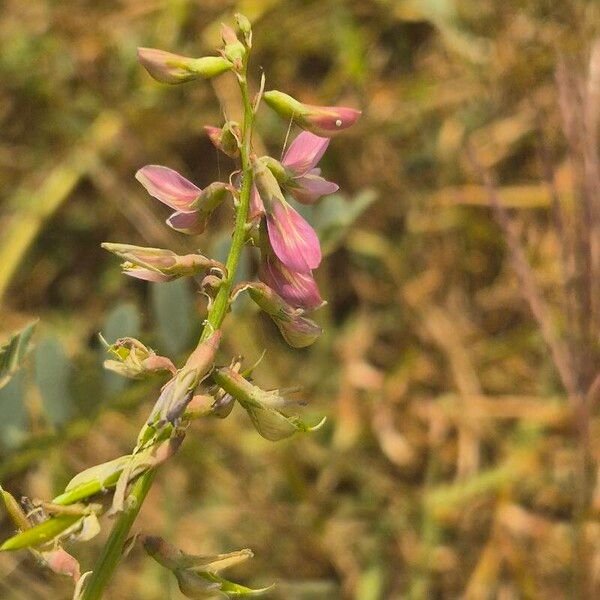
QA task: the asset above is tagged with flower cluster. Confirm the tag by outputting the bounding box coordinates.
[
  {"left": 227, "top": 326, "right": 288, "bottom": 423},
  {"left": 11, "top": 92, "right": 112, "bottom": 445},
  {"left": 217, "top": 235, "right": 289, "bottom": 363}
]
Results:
[{"left": 0, "top": 14, "right": 361, "bottom": 599}]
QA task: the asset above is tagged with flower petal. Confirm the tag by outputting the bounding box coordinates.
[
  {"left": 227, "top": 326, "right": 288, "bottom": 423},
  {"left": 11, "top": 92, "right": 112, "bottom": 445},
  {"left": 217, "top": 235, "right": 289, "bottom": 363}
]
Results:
[
  {"left": 166, "top": 211, "right": 206, "bottom": 235},
  {"left": 249, "top": 185, "right": 265, "bottom": 221},
  {"left": 290, "top": 174, "right": 339, "bottom": 204},
  {"left": 259, "top": 256, "right": 323, "bottom": 310},
  {"left": 266, "top": 199, "right": 321, "bottom": 272},
  {"left": 123, "top": 267, "right": 172, "bottom": 283},
  {"left": 136, "top": 165, "right": 201, "bottom": 212},
  {"left": 283, "top": 132, "right": 329, "bottom": 175}
]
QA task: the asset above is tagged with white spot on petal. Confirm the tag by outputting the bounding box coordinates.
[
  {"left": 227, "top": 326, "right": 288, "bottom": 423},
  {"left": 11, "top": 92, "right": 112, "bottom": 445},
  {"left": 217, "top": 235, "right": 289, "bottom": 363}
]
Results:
[{"left": 335, "top": 119, "right": 342, "bottom": 127}]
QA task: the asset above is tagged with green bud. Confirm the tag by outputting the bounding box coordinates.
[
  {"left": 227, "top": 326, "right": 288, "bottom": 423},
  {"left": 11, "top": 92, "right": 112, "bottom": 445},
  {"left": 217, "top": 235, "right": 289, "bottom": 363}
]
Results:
[
  {"left": 138, "top": 48, "right": 231, "bottom": 84},
  {"left": 0, "top": 514, "right": 82, "bottom": 551}
]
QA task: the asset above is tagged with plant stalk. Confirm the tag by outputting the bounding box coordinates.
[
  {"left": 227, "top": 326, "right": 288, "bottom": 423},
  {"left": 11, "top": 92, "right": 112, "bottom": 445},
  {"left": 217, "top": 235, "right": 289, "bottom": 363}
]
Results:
[{"left": 80, "top": 56, "right": 255, "bottom": 600}]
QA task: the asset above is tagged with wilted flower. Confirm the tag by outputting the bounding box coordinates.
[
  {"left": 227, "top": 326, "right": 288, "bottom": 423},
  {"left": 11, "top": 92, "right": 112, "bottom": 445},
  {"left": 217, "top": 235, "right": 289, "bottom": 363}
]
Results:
[
  {"left": 259, "top": 253, "right": 323, "bottom": 311},
  {"left": 252, "top": 156, "right": 321, "bottom": 273},
  {"left": 135, "top": 166, "right": 229, "bottom": 235},
  {"left": 239, "top": 282, "right": 322, "bottom": 347},
  {"left": 100, "top": 336, "right": 176, "bottom": 379},
  {"left": 101, "top": 243, "right": 225, "bottom": 282},
  {"left": 137, "top": 48, "right": 231, "bottom": 84},
  {"left": 263, "top": 90, "right": 361, "bottom": 136}
]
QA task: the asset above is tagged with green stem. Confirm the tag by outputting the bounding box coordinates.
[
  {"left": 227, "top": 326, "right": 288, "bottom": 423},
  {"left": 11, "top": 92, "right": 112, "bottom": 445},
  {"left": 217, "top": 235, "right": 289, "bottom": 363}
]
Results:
[{"left": 80, "top": 58, "right": 255, "bottom": 600}]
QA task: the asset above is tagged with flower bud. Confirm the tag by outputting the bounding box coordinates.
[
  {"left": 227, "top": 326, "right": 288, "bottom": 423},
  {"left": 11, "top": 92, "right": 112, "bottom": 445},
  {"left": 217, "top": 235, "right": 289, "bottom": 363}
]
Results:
[
  {"left": 135, "top": 165, "right": 201, "bottom": 212},
  {"left": 235, "top": 13, "right": 252, "bottom": 46},
  {"left": 149, "top": 331, "right": 222, "bottom": 425},
  {"left": 101, "top": 243, "right": 225, "bottom": 282},
  {"left": 138, "top": 48, "right": 231, "bottom": 84},
  {"left": 204, "top": 122, "right": 240, "bottom": 158},
  {"left": 263, "top": 90, "right": 361, "bottom": 136},
  {"left": 221, "top": 24, "right": 245, "bottom": 68},
  {"left": 241, "top": 282, "right": 322, "bottom": 348}
]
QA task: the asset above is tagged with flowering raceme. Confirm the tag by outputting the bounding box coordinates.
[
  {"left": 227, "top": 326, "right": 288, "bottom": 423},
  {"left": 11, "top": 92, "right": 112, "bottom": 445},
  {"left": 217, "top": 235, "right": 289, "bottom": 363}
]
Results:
[{"left": 0, "top": 16, "right": 362, "bottom": 598}]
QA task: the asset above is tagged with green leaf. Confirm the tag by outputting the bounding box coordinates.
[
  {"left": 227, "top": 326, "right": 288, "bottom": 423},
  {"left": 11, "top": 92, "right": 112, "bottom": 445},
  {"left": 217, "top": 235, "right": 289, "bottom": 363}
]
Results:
[
  {"left": 151, "top": 278, "right": 195, "bottom": 355},
  {"left": 0, "top": 371, "right": 28, "bottom": 449},
  {"left": 0, "top": 321, "right": 37, "bottom": 390},
  {"left": 34, "top": 336, "right": 73, "bottom": 426},
  {"left": 245, "top": 405, "right": 326, "bottom": 442},
  {"left": 200, "top": 572, "right": 273, "bottom": 596},
  {"left": 0, "top": 513, "right": 81, "bottom": 551}
]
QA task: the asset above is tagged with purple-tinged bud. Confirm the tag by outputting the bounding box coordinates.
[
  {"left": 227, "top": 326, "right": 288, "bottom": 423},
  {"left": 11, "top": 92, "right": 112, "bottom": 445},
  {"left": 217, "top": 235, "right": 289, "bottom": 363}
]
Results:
[
  {"left": 252, "top": 156, "right": 321, "bottom": 273},
  {"left": 263, "top": 90, "right": 361, "bottom": 136},
  {"left": 240, "top": 282, "right": 322, "bottom": 348},
  {"left": 204, "top": 122, "right": 240, "bottom": 158},
  {"left": 137, "top": 48, "right": 231, "bottom": 84},
  {"left": 259, "top": 254, "right": 324, "bottom": 311},
  {"left": 101, "top": 243, "right": 225, "bottom": 282},
  {"left": 101, "top": 336, "right": 176, "bottom": 379},
  {"left": 149, "top": 331, "right": 222, "bottom": 425},
  {"left": 136, "top": 165, "right": 201, "bottom": 212}
]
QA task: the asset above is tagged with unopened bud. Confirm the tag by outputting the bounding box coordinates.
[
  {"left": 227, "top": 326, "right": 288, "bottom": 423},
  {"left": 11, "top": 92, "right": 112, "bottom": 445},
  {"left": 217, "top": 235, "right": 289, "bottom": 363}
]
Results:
[
  {"left": 204, "top": 122, "right": 240, "bottom": 158},
  {"left": 101, "top": 243, "right": 225, "bottom": 282},
  {"left": 221, "top": 24, "right": 245, "bottom": 68},
  {"left": 138, "top": 48, "right": 231, "bottom": 84},
  {"left": 263, "top": 90, "right": 361, "bottom": 137},
  {"left": 235, "top": 13, "right": 252, "bottom": 46}
]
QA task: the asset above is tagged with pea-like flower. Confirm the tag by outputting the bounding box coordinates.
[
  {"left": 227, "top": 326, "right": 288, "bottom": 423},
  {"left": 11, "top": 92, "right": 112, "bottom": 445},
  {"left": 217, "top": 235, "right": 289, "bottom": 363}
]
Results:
[
  {"left": 136, "top": 165, "right": 229, "bottom": 235},
  {"left": 259, "top": 253, "right": 323, "bottom": 311},
  {"left": 252, "top": 156, "right": 321, "bottom": 274}
]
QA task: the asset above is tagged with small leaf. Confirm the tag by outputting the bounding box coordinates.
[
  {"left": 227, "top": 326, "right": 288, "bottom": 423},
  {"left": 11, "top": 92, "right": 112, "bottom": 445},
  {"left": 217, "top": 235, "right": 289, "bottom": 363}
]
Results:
[
  {"left": 200, "top": 573, "right": 273, "bottom": 596},
  {"left": 0, "top": 371, "right": 28, "bottom": 449},
  {"left": 151, "top": 279, "right": 195, "bottom": 355},
  {"left": 34, "top": 336, "right": 73, "bottom": 427},
  {"left": 0, "top": 321, "right": 37, "bottom": 389}
]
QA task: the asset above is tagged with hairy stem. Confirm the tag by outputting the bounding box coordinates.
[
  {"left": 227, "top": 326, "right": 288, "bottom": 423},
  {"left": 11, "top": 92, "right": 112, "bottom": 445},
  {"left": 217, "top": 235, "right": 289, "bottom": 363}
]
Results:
[{"left": 80, "top": 58, "right": 255, "bottom": 600}]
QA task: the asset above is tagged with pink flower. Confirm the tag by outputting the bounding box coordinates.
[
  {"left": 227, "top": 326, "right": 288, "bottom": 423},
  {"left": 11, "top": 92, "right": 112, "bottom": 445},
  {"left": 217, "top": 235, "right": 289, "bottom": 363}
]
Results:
[
  {"left": 259, "top": 254, "right": 323, "bottom": 311},
  {"left": 135, "top": 165, "right": 200, "bottom": 212},
  {"left": 252, "top": 157, "right": 321, "bottom": 273},
  {"left": 136, "top": 166, "right": 228, "bottom": 235},
  {"left": 282, "top": 132, "right": 339, "bottom": 204}
]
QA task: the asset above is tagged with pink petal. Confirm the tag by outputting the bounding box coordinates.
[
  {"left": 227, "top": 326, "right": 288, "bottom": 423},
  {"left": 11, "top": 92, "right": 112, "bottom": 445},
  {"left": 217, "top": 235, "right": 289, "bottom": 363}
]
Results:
[
  {"left": 136, "top": 165, "right": 201, "bottom": 212},
  {"left": 166, "top": 210, "right": 206, "bottom": 235},
  {"left": 283, "top": 132, "right": 329, "bottom": 175},
  {"left": 124, "top": 267, "right": 171, "bottom": 282},
  {"left": 266, "top": 199, "right": 321, "bottom": 272},
  {"left": 290, "top": 174, "right": 339, "bottom": 204},
  {"left": 259, "top": 256, "right": 323, "bottom": 310},
  {"left": 304, "top": 106, "right": 361, "bottom": 136},
  {"left": 249, "top": 184, "right": 265, "bottom": 221}
]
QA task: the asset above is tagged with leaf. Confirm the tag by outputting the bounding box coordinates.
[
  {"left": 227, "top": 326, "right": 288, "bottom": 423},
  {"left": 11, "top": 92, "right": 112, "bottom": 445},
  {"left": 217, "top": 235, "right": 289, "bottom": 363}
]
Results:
[
  {"left": 0, "top": 321, "right": 37, "bottom": 390},
  {"left": 34, "top": 336, "right": 73, "bottom": 426},
  {"left": 200, "top": 572, "right": 274, "bottom": 596},
  {"left": 0, "top": 370, "right": 28, "bottom": 449},
  {"left": 151, "top": 278, "right": 195, "bottom": 355}
]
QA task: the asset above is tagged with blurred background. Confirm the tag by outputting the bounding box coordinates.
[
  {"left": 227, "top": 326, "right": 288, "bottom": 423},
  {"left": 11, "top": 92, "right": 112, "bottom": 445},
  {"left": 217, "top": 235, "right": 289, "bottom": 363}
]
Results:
[{"left": 2, "top": 0, "right": 600, "bottom": 598}]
